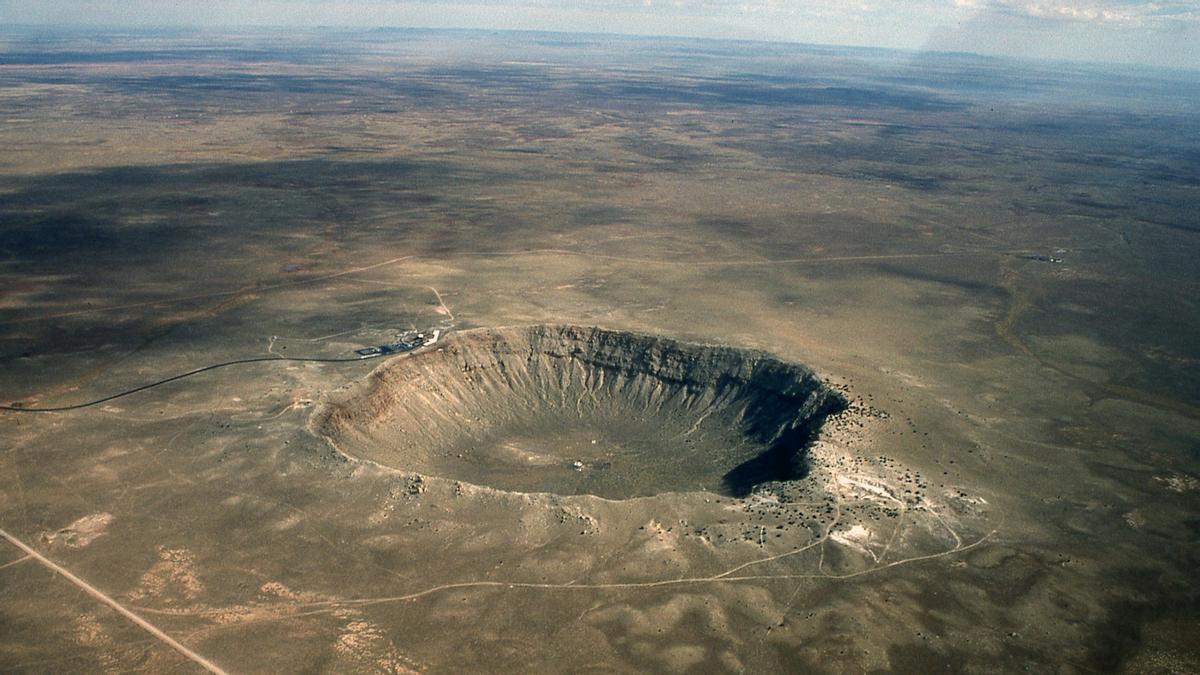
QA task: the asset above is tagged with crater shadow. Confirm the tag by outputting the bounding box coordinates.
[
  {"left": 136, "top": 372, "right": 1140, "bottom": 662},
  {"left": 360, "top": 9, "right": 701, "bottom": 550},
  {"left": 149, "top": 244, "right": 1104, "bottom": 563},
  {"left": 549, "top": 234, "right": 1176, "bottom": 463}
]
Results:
[{"left": 721, "top": 415, "right": 842, "bottom": 498}]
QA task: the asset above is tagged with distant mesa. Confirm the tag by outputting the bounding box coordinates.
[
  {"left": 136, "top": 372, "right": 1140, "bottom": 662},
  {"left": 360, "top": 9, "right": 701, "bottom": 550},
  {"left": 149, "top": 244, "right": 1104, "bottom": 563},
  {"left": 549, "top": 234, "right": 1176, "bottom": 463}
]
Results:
[{"left": 313, "top": 325, "right": 846, "bottom": 500}]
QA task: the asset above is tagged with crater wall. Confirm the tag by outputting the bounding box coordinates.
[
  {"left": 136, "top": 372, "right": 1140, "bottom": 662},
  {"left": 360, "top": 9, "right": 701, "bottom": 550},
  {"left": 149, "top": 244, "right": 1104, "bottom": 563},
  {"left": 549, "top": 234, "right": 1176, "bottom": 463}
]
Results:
[{"left": 314, "top": 325, "right": 846, "bottom": 499}]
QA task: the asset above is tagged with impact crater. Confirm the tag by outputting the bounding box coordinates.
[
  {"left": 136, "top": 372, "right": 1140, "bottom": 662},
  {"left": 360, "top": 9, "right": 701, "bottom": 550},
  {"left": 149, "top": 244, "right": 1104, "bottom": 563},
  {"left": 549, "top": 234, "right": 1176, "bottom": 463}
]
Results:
[{"left": 314, "top": 325, "right": 846, "bottom": 499}]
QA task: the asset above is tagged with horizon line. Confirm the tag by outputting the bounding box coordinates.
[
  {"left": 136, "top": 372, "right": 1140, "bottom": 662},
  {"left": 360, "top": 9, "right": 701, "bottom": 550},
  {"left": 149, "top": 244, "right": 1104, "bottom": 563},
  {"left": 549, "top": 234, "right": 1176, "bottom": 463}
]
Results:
[{"left": 3, "top": 22, "right": 1199, "bottom": 76}]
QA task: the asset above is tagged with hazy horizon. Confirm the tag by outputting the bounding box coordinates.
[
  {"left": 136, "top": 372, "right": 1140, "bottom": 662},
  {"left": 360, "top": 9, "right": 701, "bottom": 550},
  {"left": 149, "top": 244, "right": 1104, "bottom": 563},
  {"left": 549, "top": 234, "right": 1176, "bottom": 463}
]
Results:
[{"left": 2, "top": 0, "right": 1198, "bottom": 71}]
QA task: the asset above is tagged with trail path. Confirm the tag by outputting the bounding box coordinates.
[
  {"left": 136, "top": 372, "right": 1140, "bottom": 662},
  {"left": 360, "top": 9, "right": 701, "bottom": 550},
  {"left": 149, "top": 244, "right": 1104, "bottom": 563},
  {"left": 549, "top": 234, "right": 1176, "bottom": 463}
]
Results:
[{"left": 0, "top": 527, "right": 227, "bottom": 675}]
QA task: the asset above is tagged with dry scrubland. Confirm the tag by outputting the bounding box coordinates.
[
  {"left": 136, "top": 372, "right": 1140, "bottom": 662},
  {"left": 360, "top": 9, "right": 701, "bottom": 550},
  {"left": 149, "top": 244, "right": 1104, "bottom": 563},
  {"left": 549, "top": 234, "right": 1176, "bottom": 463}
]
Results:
[{"left": 0, "top": 28, "right": 1199, "bottom": 672}]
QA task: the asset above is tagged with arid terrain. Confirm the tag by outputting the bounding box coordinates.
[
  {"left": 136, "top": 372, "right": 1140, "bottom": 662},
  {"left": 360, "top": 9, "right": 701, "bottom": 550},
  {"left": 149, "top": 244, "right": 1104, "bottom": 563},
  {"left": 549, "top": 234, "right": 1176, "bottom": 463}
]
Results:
[{"left": 1, "top": 28, "right": 1198, "bottom": 673}]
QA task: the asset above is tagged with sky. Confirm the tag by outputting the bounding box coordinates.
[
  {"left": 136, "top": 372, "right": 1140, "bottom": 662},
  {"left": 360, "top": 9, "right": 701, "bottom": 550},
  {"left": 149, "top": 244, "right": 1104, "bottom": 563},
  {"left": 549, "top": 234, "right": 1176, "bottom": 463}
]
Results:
[{"left": 1, "top": 0, "right": 1197, "bottom": 70}]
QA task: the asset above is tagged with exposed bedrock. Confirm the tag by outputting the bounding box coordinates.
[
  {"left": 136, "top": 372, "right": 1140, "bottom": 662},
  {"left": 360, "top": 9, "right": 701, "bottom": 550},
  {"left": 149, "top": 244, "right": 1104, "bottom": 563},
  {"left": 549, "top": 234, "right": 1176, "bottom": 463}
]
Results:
[{"left": 314, "top": 325, "right": 847, "bottom": 499}]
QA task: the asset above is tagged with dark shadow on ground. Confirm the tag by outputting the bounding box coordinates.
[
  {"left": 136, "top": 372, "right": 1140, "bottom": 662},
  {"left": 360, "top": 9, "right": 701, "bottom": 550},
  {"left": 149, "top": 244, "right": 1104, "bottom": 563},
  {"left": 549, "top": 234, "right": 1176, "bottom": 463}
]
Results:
[{"left": 721, "top": 395, "right": 848, "bottom": 497}]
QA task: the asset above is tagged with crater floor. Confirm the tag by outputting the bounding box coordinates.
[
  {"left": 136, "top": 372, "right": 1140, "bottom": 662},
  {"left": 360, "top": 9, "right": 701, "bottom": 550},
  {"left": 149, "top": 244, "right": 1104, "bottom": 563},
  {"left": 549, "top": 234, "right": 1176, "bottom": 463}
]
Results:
[{"left": 315, "top": 325, "right": 846, "bottom": 499}]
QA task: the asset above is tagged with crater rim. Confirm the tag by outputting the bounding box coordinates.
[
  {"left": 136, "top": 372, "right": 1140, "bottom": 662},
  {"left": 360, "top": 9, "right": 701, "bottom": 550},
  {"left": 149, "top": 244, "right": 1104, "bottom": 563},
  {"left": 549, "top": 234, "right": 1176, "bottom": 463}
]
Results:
[{"left": 312, "top": 324, "right": 848, "bottom": 500}]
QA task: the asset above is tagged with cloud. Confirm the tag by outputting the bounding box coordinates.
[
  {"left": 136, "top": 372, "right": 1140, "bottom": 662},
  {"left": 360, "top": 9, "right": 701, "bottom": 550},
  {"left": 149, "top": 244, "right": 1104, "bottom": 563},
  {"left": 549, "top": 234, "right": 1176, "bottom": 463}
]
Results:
[{"left": 954, "top": 0, "right": 1200, "bottom": 25}]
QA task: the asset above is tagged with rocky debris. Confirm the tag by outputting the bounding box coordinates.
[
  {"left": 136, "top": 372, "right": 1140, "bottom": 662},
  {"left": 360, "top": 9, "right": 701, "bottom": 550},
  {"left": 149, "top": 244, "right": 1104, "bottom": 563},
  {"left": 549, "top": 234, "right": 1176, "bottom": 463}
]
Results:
[{"left": 40, "top": 512, "right": 114, "bottom": 548}]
